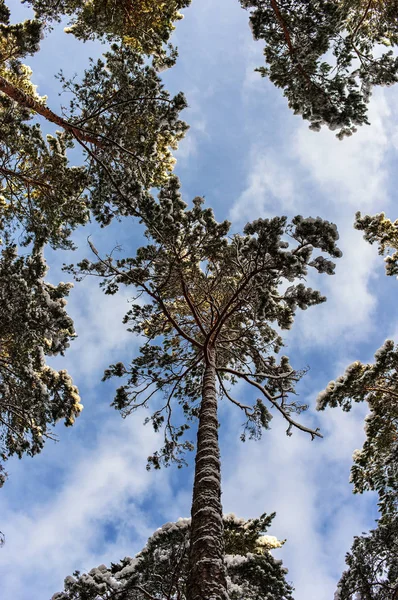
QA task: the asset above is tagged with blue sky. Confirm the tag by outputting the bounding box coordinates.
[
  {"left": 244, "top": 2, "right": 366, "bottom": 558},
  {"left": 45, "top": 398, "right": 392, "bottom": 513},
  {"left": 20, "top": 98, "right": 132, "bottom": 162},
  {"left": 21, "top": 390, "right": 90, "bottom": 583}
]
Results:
[{"left": 1, "top": 1, "right": 398, "bottom": 598}]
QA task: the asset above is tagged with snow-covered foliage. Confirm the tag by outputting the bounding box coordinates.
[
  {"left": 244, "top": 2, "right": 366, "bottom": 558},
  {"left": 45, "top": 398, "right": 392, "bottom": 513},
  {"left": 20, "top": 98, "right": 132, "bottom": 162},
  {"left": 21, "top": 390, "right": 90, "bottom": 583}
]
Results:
[
  {"left": 74, "top": 176, "right": 343, "bottom": 469},
  {"left": 240, "top": 0, "right": 398, "bottom": 138},
  {"left": 1, "top": 1, "right": 188, "bottom": 241},
  {"left": 53, "top": 513, "right": 293, "bottom": 600},
  {"left": 355, "top": 212, "right": 398, "bottom": 277},
  {"left": 0, "top": 245, "right": 81, "bottom": 484},
  {"left": 317, "top": 339, "right": 398, "bottom": 523},
  {"left": 317, "top": 323, "right": 398, "bottom": 598},
  {"left": 0, "top": 0, "right": 188, "bottom": 490},
  {"left": 334, "top": 517, "right": 398, "bottom": 600},
  {"left": 24, "top": 0, "right": 191, "bottom": 69}
]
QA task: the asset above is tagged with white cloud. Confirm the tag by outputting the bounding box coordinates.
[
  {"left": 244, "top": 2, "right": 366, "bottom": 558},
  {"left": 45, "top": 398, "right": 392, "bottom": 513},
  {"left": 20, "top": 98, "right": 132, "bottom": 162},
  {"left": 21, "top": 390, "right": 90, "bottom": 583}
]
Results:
[
  {"left": 221, "top": 400, "right": 375, "bottom": 600},
  {"left": 293, "top": 89, "right": 392, "bottom": 210},
  {"left": 0, "top": 418, "right": 175, "bottom": 600},
  {"left": 290, "top": 223, "right": 379, "bottom": 347},
  {"left": 229, "top": 87, "right": 397, "bottom": 347},
  {"left": 60, "top": 278, "right": 137, "bottom": 380},
  {"left": 229, "top": 154, "right": 297, "bottom": 222}
]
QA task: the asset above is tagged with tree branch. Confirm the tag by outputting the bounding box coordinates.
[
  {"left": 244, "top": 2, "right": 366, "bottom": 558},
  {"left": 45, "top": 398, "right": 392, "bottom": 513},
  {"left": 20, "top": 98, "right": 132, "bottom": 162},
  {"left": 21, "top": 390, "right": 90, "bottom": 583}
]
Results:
[
  {"left": 0, "top": 75, "right": 103, "bottom": 146},
  {"left": 217, "top": 366, "right": 322, "bottom": 439},
  {"left": 180, "top": 275, "right": 207, "bottom": 339},
  {"left": 365, "top": 386, "right": 398, "bottom": 399},
  {"left": 0, "top": 165, "right": 52, "bottom": 189},
  {"left": 217, "top": 372, "right": 253, "bottom": 416}
]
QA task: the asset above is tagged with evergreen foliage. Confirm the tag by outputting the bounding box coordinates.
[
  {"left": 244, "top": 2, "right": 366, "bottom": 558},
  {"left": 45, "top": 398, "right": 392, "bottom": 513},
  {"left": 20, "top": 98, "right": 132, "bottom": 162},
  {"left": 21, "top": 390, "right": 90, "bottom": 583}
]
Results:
[
  {"left": 73, "top": 175, "right": 342, "bottom": 468},
  {"left": 0, "top": 245, "right": 82, "bottom": 485},
  {"left": 335, "top": 518, "right": 398, "bottom": 600},
  {"left": 0, "top": 0, "right": 188, "bottom": 234},
  {"left": 57, "top": 44, "right": 188, "bottom": 226},
  {"left": 0, "top": 110, "right": 89, "bottom": 250},
  {"left": 23, "top": 0, "right": 191, "bottom": 68},
  {"left": 355, "top": 211, "right": 398, "bottom": 276},
  {"left": 52, "top": 513, "right": 294, "bottom": 600},
  {"left": 317, "top": 336, "right": 398, "bottom": 596},
  {"left": 317, "top": 338, "right": 398, "bottom": 523},
  {"left": 317, "top": 209, "right": 398, "bottom": 598},
  {"left": 240, "top": 0, "right": 398, "bottom": 138},
  {"left": 0, "top": 0, "right": 187, "bottom": 492}
]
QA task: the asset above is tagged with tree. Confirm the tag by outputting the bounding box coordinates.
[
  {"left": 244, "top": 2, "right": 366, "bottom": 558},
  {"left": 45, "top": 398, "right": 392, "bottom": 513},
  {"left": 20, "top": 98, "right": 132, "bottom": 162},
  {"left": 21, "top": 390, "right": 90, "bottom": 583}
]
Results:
[
  {"left": 317, "top": 211, "right": 398, "bottom": 598},
  {"left": 70, "top": 175, "right": 342, "bottom": 599},
  {"left": 355, "top": 211, "right": 398, "bottom": 277},
  {"left": 0, "top": 103, "right": 90, "bottom": 250},
  {"left": 1, "top": 0, "right": 188, "bottom": 234},
  {"left": 52, "top": 512, "right": 293, "bottom": 600},
  {"left": 317, "top": 339, "right": 398, "bottom": 523},
  {"left": 24, "top": 0, "right": 191, "bottom": 68},
  {"left": 240, "top": 0, "right": 398, "bottom": 139},
  {"left": 0, "top": 1, "right": 188, "bottom": 228},
  {"left": 56, "top": 44, "right": 187, "bottom": 226},
  {"left": 0, "top": 0, "right": 187, "bottom": 492},
  {"left": 334, "top": 518, "right": 398, "bottom": 600},
  {"left": 0, "top": 244, "right": 82, "bottom": 487}
]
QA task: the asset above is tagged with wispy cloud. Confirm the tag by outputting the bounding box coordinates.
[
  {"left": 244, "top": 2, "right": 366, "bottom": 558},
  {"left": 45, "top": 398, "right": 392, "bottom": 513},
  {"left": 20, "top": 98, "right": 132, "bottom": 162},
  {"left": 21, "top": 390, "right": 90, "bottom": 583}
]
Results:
[
  {"left": 221, "top": 402, "right": 376, "bottom": 600},
  {"left": 0, "top": 418, "right": 175, "bottom": 600},
  {"left": 229, "top": 87, "right": 397, "bottom": 348}
]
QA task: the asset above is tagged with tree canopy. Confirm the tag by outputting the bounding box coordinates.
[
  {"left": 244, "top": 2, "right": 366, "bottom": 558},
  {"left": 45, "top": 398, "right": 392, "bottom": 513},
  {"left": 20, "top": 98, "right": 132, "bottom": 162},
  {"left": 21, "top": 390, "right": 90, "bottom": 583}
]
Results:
[
  {"left": 74, "top": 175, "right": 342, "bottom": 469},
  {"left": 23, "top": 0, "right": 191, "bottom": 68},
  {"left": 240, "top": 0, "right": 398, "bottom": 138},
  {"left": 335, "top": 518, "right": 398, "bottom": 600},
  {"left": 317, "top": 340, "right": 398, "bottom": 523},
  {"left": 1, "top": 0, "right": 188, "bottom": 239},
  {"left": 355, "top": 211, "right": 398, "bottom": 277},
  {"left": 52, "top": 512, "right": 293, "bottom": 600},
  {"left": 317, "top": 220, "right": 398, "bottom": 599},
  {"left": 0, "top": 245, "right": 82, "bottom": 486}
]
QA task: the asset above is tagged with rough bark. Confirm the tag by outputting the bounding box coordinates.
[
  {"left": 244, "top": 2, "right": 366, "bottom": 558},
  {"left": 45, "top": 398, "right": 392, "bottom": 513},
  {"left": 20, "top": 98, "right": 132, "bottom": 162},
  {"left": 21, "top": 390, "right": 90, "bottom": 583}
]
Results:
[
  {"left": 187, "top": 346, "right": 229, "bottom": 600},
  {"left": 0, "top": 74, "right": 101, "bottom": 146}
]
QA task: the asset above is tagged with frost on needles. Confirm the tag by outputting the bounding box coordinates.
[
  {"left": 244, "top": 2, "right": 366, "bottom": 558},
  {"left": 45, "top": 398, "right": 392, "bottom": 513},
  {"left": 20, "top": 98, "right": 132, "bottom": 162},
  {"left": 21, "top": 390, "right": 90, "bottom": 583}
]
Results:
[{"left": 53, "top": 513, "right": 294, "bottom": 600}]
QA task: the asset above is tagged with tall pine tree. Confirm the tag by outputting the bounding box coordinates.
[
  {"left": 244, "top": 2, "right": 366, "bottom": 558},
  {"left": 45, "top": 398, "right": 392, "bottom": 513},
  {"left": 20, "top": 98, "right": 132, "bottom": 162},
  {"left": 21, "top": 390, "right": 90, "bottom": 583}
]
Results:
[{"left": 71, "top": 175, "right": 342, "bottom": 599}]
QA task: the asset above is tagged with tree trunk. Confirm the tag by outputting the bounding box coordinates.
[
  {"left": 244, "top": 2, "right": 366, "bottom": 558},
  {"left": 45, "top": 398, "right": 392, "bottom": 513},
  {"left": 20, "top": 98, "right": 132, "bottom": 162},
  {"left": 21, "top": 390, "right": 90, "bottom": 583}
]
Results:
[
  {"left": 0, "top": 74, "right": 101, "bottom": 146},
  {"left": 187, "top": 346, "right": 229, "bottom": 600}
]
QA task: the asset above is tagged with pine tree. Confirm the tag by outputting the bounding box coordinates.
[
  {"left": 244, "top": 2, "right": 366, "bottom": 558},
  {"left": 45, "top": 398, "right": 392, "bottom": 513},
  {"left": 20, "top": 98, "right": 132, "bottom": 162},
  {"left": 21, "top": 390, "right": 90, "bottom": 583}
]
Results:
[
  {"left": 0, "top": 0, "right": 187, "bottom": 494},
  {"left": 317, "top": 340, "right": 398, "bottom": 598},
  {"left": 71, "top": 175, "right": 342, "bottom": 599},
  {"left": 0, "top": 244, "right": 82, "bottom": 487},
  {"left": 334, "top": 518, "right": 398, "bottom": 600},
  {"left": 24, "top": 0, "right": 191, "bottom": 68},
  {"left": 0, "top": 1, "right": 188, "bottom": 229},
  {"left": 317, "top": 340, "right": 398, "bottom": 523},
  {"left": 52, "top": 512, "right": 293, "bottom": 600},
  {"left": 317, "top": 210, "right": 398, "bottom": 598},
  {"left": 355, "top": 211, "right": 398, "bottom": 277},
  {"left": 240, "top": 0, "right": 398, "bottom": 138}
]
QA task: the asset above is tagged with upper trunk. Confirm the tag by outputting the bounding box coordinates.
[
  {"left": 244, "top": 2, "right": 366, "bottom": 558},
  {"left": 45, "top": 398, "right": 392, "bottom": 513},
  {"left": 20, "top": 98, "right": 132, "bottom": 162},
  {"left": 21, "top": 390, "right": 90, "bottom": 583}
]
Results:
[
  {"left": 0, "top": 74, "right": 101, "bottom": 146},
  {"left": 187, "top": 346, "right": 229, "bottom": 600}
]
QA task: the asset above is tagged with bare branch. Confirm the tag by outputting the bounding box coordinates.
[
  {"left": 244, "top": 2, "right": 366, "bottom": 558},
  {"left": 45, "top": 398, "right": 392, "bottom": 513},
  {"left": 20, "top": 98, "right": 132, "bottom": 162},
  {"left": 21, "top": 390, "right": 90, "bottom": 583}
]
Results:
[
  {"left": 217, "top": 366, "right": 322, "bottom": 439},
  {"left": 217, "top": 372, "right": 253, "bottom": 416}
]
